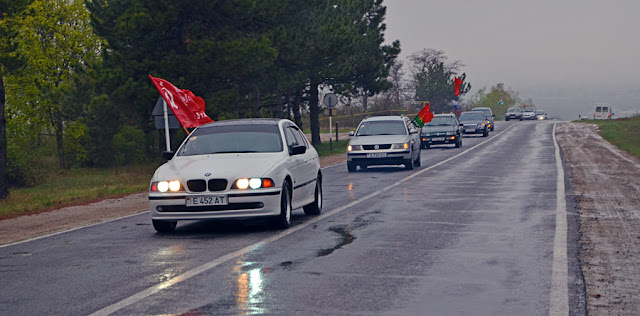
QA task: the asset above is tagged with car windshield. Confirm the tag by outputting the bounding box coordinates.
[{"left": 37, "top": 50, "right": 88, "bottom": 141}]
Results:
[
  {"left": 473, "top": 109, "right": 491, "bottom": 117},
  {"left": 356, "top": 120, "right": 407, "bottom": 136},
  {"left": 536, "top": 110, "right": 545, "bottom": 115},
  {"left": 177, "top": 124, "right": 283, "bottom": 156},
  {"left": 524, "top": 108, "right": 535, "bottom": 112},
  {"left": 459, "top": 112, "right": 484, "bottom": 121},
  {"left": 424, "top": 116, "right": 455, "bottom": 126},
  {"left": 507, "top": 108, "right": 520, "bottom": 112}
]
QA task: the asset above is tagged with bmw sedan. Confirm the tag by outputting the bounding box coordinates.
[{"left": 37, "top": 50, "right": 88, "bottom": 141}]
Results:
[
  {"left": 148, "top": 119, "right": 322, "bottom": 233},
  {"left": 420, "top": 113, "right": 463, "bottom": 148},
  {"left": 459, "top": 111, "right": 489, "bottom": 137}
]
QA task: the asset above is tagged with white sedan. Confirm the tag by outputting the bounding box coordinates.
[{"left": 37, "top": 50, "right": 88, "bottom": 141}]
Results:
[{"left": 148, "top": 118, "right": 322, "bottom": 233}]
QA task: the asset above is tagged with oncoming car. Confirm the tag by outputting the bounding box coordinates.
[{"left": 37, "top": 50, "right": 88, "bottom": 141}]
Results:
[
  {"left": 346, "top": 115, "right": 421, "bottom": 171},
  {"left": 420, "top": 113, "right": 463, "bottom": 148},
  {"left": 148, "top": 119, "right": 323, "bottom": 233},
  {"left": 459, "top": 111, "right": 489, "bottom": 137},
  {"left": 472, "top": 107, "right": 495, "bottom": 131}
]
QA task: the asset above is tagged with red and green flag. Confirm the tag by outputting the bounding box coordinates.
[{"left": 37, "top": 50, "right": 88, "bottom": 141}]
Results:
[{"left": 413, "top": 103, "right": 434, "bottom": 127}]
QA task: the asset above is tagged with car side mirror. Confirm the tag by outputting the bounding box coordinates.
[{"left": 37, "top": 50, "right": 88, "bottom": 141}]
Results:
[
  {"left": 162, "top": 151, "right": 174, "bottom": 161},
  {"left": 290, "top": 145, "right": 306, "bottom": 155},
  {"left": 349, "top": 131, "right": 355, "bottom": 136}
]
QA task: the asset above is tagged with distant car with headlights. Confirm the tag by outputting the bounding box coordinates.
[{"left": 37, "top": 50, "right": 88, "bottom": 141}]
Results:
[
  {"left": 505, "top": 108, "right": 524, "bottom": 121},
  {"left": 522, "top": 107, "right": 537, "bottom": 120},
  {"left": 459, "top": 111, "right": 489, "bottom": 137},
  {"left": 420, "top": 113, "right": 463, "bottom": 149},
  {"left": 346, "top": 115, "right": 421, "bottom": 172},
  {"left": 535, "top": 110, "right": 548, "bottom": 120},
  {"left": 148, "top": 118, "right": 322, "bottom": 233},
  {"left": 472, "top": 107, "right": 495, "bottom": 131}
]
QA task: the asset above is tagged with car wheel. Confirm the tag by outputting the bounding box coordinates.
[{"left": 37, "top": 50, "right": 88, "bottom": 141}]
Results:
[
  {"left": 506, "top": 117, "right": 510, "bottom": 121},
  {"left": 519, "top": 117, "right": 523, "bottom": 121},
  {"left": 152, "top": 220, "right": 177, "bottom": 234},
  {"left": 483, "top": 129, "right": 489, "bottom": 137},
  {"left": 347, "top": 161, "right": 356, "bottom": 172},
  {"left": 271, "top": 181, "right": 292, "bottom": 229},
  {"left": 404, "top": 156, "right": 414, "bottom": 170},
  {"left": 490, "top": 126, "right": 495, "bottom": 131},
  {"left": 303, "top": 175, "right": 322, "bottom": 215}
]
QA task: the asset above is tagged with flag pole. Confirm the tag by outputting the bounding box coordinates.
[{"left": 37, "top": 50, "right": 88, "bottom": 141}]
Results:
[{"left": 162, "top": 99, "right": 171, "bottom": 152}]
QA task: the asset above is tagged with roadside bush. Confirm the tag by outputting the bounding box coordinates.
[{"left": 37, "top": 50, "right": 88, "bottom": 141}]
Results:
[
  {"left": 113, "top": 125, "right": 147, "bottom": 166},
  {"left": 6, "top": 138, "right": 57, "bottom": 187},
  {"left": 64, "top": 121, "right": 88, "bottom": 167}
]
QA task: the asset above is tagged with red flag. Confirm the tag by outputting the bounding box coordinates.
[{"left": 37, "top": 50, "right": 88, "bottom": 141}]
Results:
[
  {"left": 454, "top": 77, "right": 463, "bottom": 96},
  {"left": 413, "top": 102, "right": 434, "bottom": 127},
  {"left": 149, "top": 75, "right": 213, "bottom": 128}
]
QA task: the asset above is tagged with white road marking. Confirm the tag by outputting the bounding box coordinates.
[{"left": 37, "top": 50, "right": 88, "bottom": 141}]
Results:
[
  {"left": 550, "top": 123, "right": 569, "bottom": 316},
  {"left": 87, "top": 125, "right": 513, "bottom": 315}
]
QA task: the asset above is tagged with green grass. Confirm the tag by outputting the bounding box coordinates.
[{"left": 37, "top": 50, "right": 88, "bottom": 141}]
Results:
[
  {"left": 588, "top": 115, "right": 640, "bottom": 159},
  {"left": 0, "top": 163, "right": 160, "bottom": 219},
  {"left": 314, "top": 139, "right": 349, "bottom": 156}
]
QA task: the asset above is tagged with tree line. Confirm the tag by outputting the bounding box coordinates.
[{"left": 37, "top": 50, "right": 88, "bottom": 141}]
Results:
[{"left": 0, "top": 0, "right": 478, "bottom": 201}]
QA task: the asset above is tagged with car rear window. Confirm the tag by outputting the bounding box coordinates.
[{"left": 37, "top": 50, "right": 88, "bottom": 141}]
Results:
[
  {"left": 356, "top": 120, "right": 407, "bottom": 136},
  {"left": 177, "top": 124, "right": 283, "bottom": 156}
]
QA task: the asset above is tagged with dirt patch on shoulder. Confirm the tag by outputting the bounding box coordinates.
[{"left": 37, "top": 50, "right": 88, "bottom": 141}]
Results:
[
  {"left": 556, "top": 122, "right": 640, "bottom": 315},
  {"left": 0, "top": 153, "right": 347, "bottom": 246}
]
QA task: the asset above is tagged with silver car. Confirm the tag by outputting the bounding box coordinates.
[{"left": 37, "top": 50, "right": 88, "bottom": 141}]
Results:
[
  {"left": 346, "top": 115, "right": 421, "bottom": 171},
  {"left": 522, "top": 107, "right": 537, "bottom": 120},
  {"left": 148, "top": 119, "right": 322, "bottom": 233}
]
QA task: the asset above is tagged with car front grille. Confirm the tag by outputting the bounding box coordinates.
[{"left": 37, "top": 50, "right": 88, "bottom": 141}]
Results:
[
  {"left": 208, "top": 179, "right": 228, "bottom": 191},
  {"left": 187, "top": 180, "right": 207, "bottom": 192},
  {"left": 187, "top": 179, "right": 228, "bottom": 192},
  {"left": 362, "top": 144, "right": 392, "bottom": 150}
]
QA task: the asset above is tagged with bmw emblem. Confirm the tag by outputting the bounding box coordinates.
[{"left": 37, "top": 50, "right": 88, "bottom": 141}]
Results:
[
  {"left": 374, "top": 144, "right": 380, "bottom": 150},
  {"left": 204, "top": 172, "right": 211, "bottom": 177}
]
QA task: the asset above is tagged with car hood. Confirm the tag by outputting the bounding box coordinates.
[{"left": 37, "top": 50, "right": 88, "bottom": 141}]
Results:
[
  {"left": 153, "top": 152, "right": 285, "bottom": 181},
  {"left": 349, "top": 134, "right": 410, "bottom": 145},
  {"left": 460, "top": 120, "right": 484, "bottom": 125},
  {"left": 421, "top": 125, "right": 457, "bottom": 134}
]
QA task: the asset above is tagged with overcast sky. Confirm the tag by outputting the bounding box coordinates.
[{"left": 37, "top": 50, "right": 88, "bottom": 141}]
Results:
[{"left": 384, "top": 0, "right": 640, "bottom": 119}]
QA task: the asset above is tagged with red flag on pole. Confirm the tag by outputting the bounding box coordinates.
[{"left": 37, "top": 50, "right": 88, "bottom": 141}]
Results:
[
  {"left": 454, "top": 77, "right": 463, "bottom": 96},
  {"left": 413, "top": 102, "right": 434, "bottom": 127},
  {"left": 149, "top": 75, "right": 213, "bottom": 128}
]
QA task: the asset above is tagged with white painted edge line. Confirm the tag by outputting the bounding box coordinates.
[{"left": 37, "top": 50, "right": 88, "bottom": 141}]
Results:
[
  {"left": 90, "top": 124, "right": 516, "bottom": 316},
  {"left": 549, "top": 123, "right": 569, "bottom": 316},
  {"left": 0, "top": 210, "right": 148, "bottom": 249}
]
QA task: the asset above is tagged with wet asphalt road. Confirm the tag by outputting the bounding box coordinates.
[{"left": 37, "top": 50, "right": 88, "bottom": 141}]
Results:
[{"left": 0, "top": 120, "right": 585, "bottom": 315}]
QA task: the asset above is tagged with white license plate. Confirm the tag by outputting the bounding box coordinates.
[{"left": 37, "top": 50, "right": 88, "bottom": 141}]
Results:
[
  {"left": 186, "top": 195, "right": 228, "bottom": 207},
  {"left": 366, "top": 152, "right": 387, "bottom": 158},
  {"left": 432, "top": 137, "right": 445, "bottom": 141}
]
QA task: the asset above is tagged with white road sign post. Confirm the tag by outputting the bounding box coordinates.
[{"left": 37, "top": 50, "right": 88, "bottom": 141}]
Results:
[{"left": 323, "top": 93, "right": 338, "bottom": 143}]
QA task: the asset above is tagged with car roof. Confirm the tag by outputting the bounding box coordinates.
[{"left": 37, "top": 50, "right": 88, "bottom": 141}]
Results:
[
  {"left": 433, "top": 113, "right": 456, "bottom": 117},
  {"left": 472, "top": 107, "right": 491, "bottom": 110},
  {"left": 361, "top": 115, "right": 406, "bottom": 122},
  {"left": 198, "top": 118, "right": 285, "bottom": 128}
]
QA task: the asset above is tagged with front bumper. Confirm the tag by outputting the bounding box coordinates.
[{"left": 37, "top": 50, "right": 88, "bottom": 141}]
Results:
[
  {"left": 421, "top": 135, "right": 458, "bottom": 145},
  {"left": 149, "top": 188, "right": 282, "bottom": 221},
  {"left": 347, "top": 150, "right": 411, "bottom": 166}
]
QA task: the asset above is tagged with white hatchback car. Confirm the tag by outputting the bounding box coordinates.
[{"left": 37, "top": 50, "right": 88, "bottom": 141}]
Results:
[{"left": 148, "top": 118, "right": 322, "bottom": 233}]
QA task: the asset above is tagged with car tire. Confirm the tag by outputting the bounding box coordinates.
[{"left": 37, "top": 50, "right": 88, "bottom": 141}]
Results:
[
  {"left": 271, "top": 181, "right": 292, "bottom": 229},
  {"left": 404, "top": 156, "right": 414, "bottom": 170},
  {"left": 152, "top": 220, "right": 177, "bottom": 234},
  {"left": 483, "top": 129, "right": 489, "bottom": 137},
  {"left": 347, "top": 161, "right": 356, "bottom": 172},
  {"left": 506, "top": 117, "right": 510, "bottom": 121},
  {"left": 519, "top": 117, "right": 523, "bottom": 121},
  {"left": 490, "top": 126, "right": 495, "bottom": 131},
  {"left": 303, "top": 175, "right": 322, "bottom": 216}
]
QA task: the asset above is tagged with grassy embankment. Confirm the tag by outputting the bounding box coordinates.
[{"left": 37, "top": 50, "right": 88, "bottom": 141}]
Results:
[
  {"left": 588, "top": 115, "right": 640, "bottom": 159},
  {"left": 0, "top": 138, "right": 348, "bottom": 219}
]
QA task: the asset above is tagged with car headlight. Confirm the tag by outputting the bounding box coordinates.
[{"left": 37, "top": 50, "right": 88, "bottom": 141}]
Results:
[
  {"left": 347, "top": 145, "right": 361, "bottom": 152},
  {"left": 233, "top": 178, "right": 275, "bottom": 190},
  {"left": 392, "top": 143, "right": 409, "bottom": 149},
  {"left": 478, "top": 123, "right": 485, "bottom": 128},
  {"left": 150, "top": 180, "right": 183, "bottom": 192}
]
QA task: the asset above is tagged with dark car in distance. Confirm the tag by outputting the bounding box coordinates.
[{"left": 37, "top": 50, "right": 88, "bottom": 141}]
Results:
[
  {"left": 420, "top": 113, "right": 463, "bottom": 149},
  {"left": 505, "top": 108, "right": 524, "bottom": 121},
  {"left": 459, "top": 111, "right": 489, "bottom": 137},
  {"left": 472, "top": 107, "right": 495, "bottom": 131}
]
